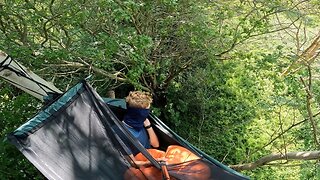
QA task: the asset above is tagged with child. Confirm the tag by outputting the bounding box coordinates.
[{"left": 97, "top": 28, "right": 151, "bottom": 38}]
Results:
[
  {"left": 122, "top": 92, "right": 210, "bottom": 180},
  {"left": 121, "top": 91, "right": 163, "bottom": 166}
]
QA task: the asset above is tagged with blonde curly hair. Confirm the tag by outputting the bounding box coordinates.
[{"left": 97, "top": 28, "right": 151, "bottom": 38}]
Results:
[{"left": 125, "top": 91, "right": 153, "bottom": 109}]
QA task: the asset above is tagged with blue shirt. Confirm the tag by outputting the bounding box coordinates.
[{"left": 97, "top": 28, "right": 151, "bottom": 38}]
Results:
[{"left": 114, "top": 122, "right": 151, "bottom": 155}]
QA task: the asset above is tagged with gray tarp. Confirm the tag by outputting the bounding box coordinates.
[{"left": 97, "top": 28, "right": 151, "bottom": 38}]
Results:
[{"left": 8, "top": 81, "right": 250, "bottom": 180}]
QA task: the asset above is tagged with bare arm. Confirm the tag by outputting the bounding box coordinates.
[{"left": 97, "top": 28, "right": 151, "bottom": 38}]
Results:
[{"left": 144, "top": 118, "right": 159, "bottom": 148}]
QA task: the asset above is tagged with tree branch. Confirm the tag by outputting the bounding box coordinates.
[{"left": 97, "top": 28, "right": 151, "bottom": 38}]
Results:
[
  {"left": 47, "top": 60, "right": 127, "bottom": 82},
  {"left": 230, "top": 151, "right": 320, "bottom": 171},
  {"left": 216, "top": 0, "right": 308, "bottom": 57},
  {"left": 300, "top": 67, "right": 320, "bottom": 147},
  {"left": 252, "top": 110, "right": 320, "bottom": 156},
  {"left": 282, "top": 31, "right": 320, "bottom": 76}
]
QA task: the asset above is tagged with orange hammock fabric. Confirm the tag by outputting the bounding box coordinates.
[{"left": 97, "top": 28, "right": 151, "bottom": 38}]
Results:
[{"left": 125, "top": 145, "right": 211, "bottom": 180}]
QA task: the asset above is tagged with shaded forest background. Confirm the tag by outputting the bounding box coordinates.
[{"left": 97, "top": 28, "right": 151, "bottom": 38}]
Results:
[{"left": 1, "top": 0, "right": 320, "bottom": 179}]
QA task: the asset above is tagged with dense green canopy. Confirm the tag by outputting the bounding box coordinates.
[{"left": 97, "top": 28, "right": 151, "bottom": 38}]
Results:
[{"left": 1, "top": 0, "right": 320, "bottom": 179}]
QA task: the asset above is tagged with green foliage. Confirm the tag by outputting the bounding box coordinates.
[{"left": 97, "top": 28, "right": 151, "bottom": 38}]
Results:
[
  {"left": 164, "top": 38, "right": 318, "bottom": 178},
  {"left": 299, "top": 161, "right": 320, "bottom": 180},
  {"left": 0, "top": 85, "right": 43, "bottom": 179},
  {"left": 0, "top": 0, "right": 214, "bottom": 94},
  {"left": 1, "top": 0, "right": 320, "bottom": 179},
  {"left": 165, "top": 60, "right": 255, "bottom": 164}
]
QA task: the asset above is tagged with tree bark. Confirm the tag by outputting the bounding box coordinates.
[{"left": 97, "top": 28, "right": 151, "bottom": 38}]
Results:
[{"left": 230, "top": 151, "right": 320, "bottom": 171}]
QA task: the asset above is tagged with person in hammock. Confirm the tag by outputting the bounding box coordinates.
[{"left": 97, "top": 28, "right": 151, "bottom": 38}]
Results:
[
  {"left": 120, "top": 92, "right": 211, "bottom": 180},
  {"left": 117, "top": 91, "right": 166, "bottom": 167}
]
